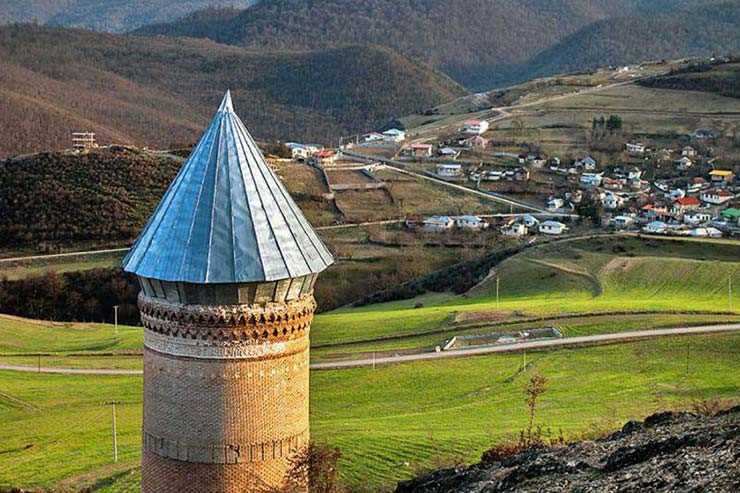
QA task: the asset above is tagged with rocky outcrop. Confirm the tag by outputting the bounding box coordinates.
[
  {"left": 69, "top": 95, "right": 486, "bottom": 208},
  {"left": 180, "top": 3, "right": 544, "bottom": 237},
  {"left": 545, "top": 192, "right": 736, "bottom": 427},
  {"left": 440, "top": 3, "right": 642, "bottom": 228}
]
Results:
[{"left": 396, "top": 407, "right": 739, "bottom": 492}]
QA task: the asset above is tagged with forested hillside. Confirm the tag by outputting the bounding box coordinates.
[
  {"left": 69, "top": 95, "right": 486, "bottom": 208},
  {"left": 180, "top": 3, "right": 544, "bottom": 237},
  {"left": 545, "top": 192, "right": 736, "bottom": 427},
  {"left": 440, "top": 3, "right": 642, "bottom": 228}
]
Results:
[
  {"left": 0, "top": 1, "right": 258, "bottom": 33},
  {"left": 0, "top": 147, "right": 180, "bottom": 249},
  {"left": 638, "top": 61, "right": 740, "bottom": 99},
  {"left": 0, "top": 25, "right": 464, "bottom": 157},
  {"left": 135, "top": 0, "right": 740, "bottom": 89},
  {"left": 523, "top": 2, "right": 740, "bottom": 81}
]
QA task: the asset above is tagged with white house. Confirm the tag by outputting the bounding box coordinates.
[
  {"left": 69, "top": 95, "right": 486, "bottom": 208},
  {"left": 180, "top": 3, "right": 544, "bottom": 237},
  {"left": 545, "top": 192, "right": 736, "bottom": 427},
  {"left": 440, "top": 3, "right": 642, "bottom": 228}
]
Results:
[
  {"left": 683, "top": 211, "right": 712, "bottom": 225},
  {"left": 580, "top": 173, "right": 603, "bottom": 188},
  {"left": 462, "top": 119, "right": 489, "bottom": 135},
  {"left": 286, "top": 143, "right": 310, "bottom": 160},
  {"left": 455, "top": 215, "right": 488, "bottom": 230},
  {"left": 626, "top": 142, "right": 646, "bottom": 155},
  {"left": 682, "top": 146, "right": 697, "bottom": 157},
  {"left": 689, "top": 227, "right": 722, "bottom": 238},
  {"left": 643, "top": 221, "right": 668, "bottom": 234},
  {"left": 436, "top": 163, "right": 463, "bottom": 178},
  {"left": 539, "top": 221, "right": 568, "bottom": 235},
  {"left": 613, "top": 166, "right": 642, "bottom": 181},
  {"left": 423, "top": 215, "right": 455, "bottom": 232},
  {"left": 501, "top": 222, "right": 528, "bottom": 237},
  {"left": 409, "top": 143, "right": 433, "bottom": 158},
  {"left": 546, "top": 197, "right": 565, "bottom": 211},
  {"left": 439, "top": 147, "right": 460, "bottom": 158},
  {"left": 362, "top": 132, "right": 385, "bottom": 143},
  {"left": 575, "top": 156, "right": 597, "bottom": 170},
  {"left": 612, "top": 215, "right": 635, "bottom": 229},
  {"left": 521, "top": 214, "right": 540, "bottom": 228},
  {"left": 700, "top": 189, "right": 734, "bottom": 205},
  {"left": 382, "top": 128, "right": 406, "bottom": 143},
  {"left": 602, "top": 192, "right": 626, "bottom": 210}
]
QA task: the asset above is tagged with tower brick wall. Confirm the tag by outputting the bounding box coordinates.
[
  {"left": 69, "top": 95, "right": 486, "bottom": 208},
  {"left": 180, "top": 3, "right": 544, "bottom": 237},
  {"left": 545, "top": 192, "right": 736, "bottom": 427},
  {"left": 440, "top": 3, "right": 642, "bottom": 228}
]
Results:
[{"left": 138, "top": 285, "right": 315, "bottom": 492}]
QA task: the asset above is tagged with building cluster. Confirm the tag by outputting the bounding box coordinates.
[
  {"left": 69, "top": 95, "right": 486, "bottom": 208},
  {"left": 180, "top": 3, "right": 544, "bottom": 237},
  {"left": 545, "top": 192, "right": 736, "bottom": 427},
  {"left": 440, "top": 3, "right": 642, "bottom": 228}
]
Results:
[
  {"left": 542, "top": 143, "right": 738, "bottom": 237},
  {"left": 406, "top": 214, "right": 490, "bottom": 233}
]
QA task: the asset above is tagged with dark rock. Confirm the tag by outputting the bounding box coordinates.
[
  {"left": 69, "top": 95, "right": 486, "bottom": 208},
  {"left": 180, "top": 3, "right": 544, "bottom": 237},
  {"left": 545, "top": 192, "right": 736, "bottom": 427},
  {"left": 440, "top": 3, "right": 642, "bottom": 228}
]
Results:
[{"left": 395, "top": 407, "right": 739, "bottom": 493}]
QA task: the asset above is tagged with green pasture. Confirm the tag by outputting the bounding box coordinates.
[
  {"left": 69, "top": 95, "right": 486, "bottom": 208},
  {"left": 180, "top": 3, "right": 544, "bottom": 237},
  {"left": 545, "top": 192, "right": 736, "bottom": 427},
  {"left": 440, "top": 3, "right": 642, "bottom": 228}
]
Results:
[{"left": 0, "top": 333, "right": 737, "bottom": 491}]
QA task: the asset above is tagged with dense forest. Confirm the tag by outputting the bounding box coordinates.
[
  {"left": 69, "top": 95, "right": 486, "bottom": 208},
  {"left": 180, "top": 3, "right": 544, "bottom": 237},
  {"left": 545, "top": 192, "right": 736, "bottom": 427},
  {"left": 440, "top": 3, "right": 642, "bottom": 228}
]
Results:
[
  {"left": 0, "top": 1, "right": 258, "bottom": 33},
  {"left": 0, "top": 25, "right": 464, "bottom": 157},
  {"left": 0, "top": 147, "right": 180, "bottom": 249},
  {"left": 135, "top": 0, "right": 740, "bottom": 89},
  {"left": 637, "top": 61, "right": 740, "bottom": 100},
  {"left": 522, "top": 2, "right": 740, "bottom": 81}
]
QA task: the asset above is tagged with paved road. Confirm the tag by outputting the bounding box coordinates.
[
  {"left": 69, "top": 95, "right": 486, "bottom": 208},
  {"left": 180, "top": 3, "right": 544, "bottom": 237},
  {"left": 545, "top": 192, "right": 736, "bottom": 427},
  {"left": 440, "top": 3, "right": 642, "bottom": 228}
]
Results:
[
  {"left": 1, "top": 324, "right": 737, "bottom": 375},
  {"left": 0, "top": 364, "right": 141, "bottom": 375},
  {"left": 311, "top": 324, "right": 740, "bottom": 370}
]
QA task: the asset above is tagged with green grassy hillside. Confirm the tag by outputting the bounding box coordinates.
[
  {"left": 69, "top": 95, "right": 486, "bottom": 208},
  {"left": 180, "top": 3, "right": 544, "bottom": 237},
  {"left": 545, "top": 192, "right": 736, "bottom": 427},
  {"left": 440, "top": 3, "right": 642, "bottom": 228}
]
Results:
[
  {"left": 0, "top": 334, "right": 737, "bottom": 491},
  {"left": 311, "top": 236, "right": 740, "bottom": 346},
  {"left": 0, "top": 235, "right": 738, "bottom": 490}
]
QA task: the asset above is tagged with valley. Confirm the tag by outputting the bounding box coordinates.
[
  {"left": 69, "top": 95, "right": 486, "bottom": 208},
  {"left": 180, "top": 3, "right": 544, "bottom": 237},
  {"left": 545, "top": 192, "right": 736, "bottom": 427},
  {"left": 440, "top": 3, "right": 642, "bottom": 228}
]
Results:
[{"left": 0, "top": 4, "right": 738, "bottom": 490}]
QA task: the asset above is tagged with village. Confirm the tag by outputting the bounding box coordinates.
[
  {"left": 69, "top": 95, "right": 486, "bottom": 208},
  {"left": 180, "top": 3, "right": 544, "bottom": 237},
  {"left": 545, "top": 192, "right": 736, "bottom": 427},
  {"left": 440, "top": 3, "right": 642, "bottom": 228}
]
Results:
[{"left": 282, "top": 114, "right": 739, "bottom": 241}]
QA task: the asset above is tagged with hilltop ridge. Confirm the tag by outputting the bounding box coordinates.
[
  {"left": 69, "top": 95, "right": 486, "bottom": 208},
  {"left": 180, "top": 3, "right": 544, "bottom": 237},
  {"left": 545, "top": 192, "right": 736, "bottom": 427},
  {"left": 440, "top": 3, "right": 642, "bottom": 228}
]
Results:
[
  {"left": 0, "top": 24, "right": 464, "bottom": 157},
  {"left": 134, "top": 0, "right": 740, "bottom": 89}
]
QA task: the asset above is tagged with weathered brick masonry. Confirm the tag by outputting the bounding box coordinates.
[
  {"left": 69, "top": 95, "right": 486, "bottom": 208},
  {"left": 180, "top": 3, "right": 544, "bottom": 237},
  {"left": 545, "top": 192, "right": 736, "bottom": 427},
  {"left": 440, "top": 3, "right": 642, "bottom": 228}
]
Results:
[
  {"left": 123, "top": 92, "right": 333, "bottom": 492},
  {"left": 139, "top": 290, "right": 314, "bottom": 492}
]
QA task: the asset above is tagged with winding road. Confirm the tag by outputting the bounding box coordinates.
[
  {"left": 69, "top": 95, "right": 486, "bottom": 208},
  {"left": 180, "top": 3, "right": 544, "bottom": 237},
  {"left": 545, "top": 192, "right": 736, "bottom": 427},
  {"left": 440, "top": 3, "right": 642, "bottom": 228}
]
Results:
[{"left": 1, "top": 324, "right": 737, "bottom": 375}]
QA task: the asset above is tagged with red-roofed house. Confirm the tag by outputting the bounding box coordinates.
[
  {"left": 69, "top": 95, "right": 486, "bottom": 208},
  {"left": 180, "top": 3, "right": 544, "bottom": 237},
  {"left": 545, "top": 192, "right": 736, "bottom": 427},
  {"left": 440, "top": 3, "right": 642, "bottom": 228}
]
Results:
[
  {"left": 671, "top": 196, "right": 700, "bottom": 217},
  {"left": 313, "top": 149, "right": 336, "bottom": 165},
  {"left": 462, "top": 119, "right": 489, "bottom": 135},
  {"left": 409, "top": 143, "right": 433, "bottom": 158}
]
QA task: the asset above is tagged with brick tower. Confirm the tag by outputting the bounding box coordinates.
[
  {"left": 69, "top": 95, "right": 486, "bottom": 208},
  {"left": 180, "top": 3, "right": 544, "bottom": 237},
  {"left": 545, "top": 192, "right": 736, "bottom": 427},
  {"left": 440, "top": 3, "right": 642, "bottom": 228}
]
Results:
[{"left": 123, "top": 91, "right": 333, "bottom": 492}]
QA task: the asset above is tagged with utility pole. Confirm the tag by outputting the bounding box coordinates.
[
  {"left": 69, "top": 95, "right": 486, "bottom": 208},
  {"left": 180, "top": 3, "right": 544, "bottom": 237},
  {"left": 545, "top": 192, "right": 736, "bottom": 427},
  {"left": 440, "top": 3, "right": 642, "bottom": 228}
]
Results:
[
  {"left": 113, "top": 305, "right": 119, "bottom": 335},
  {"left": 496, "top": 276, "right": 500, "bottom": 309},
  {"left": 109, "top": 401, "right": 119, "bottom": 463}
]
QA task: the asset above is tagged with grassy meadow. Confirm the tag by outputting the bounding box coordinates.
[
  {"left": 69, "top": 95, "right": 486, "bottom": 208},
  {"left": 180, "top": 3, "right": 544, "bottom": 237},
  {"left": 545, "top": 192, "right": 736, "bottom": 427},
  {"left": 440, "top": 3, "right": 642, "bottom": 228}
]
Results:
[
  {"left": 0, "top": 235, "right": 738, "bottom": 490},
  {"left": 0, "top": 333, "right": 737, "bottom": 491}
]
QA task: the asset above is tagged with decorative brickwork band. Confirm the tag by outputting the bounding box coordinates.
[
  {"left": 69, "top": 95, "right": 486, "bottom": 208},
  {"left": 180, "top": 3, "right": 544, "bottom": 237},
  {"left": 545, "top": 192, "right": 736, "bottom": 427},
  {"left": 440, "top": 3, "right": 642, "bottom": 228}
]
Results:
[
  {"left": 139, "top": 293, "right": 315, "bottom": 359},
  {"left": 143, "top": 429, "right": 308, "bottom": 464}
]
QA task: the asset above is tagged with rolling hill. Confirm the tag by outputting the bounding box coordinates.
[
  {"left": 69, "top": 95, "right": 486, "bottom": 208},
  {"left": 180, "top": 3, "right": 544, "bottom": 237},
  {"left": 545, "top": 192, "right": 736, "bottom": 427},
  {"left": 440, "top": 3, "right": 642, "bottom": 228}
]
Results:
[
  {"left": 134, "top": 0, "right": 740, "bottom": 90},
  {"left": 638, "top": 61, "right": 740, "bottom": 99},
  {"left": 0, "top": 24, "right": 465, "bottom": 157},
  {"left": 522, "top": 2, "right": 740, "bottom": 81},
  {"left": 0, "top": 1, "right": 259, "bottom": 33}
]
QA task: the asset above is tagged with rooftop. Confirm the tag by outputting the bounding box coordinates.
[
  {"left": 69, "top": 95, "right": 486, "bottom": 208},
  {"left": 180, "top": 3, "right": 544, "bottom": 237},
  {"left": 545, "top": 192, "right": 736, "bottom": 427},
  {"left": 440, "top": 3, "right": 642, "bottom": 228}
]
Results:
[{"left": 122, "top": 91, "right": 334, "bottom": 284}]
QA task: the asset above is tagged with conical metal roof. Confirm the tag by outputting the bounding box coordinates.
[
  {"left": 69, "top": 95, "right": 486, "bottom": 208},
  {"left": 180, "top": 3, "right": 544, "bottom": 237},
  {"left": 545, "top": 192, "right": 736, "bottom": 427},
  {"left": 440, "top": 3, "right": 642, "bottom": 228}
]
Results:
[{"left": 122, "top": 91, "right": 334, "bottom": 284}]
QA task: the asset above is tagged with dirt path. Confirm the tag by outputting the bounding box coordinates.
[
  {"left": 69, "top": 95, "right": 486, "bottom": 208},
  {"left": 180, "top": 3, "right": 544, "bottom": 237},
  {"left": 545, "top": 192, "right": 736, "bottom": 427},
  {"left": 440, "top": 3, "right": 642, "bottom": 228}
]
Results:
[{"left": 524, "top": 257, "right": 603, "bottom": 297}]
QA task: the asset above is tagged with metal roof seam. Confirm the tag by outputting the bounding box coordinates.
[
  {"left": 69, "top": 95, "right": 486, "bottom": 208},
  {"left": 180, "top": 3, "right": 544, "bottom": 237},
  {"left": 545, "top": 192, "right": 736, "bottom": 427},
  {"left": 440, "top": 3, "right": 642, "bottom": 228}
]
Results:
[
  {"left": 238, "top": 118, "right": 310, "bottom": 279},
  {"left": 265, "top": 162, "right": 333, "bottom": 269},
  {"left": 181, "top": 115, "right": 222, "bottom": 282},
  {"left": 236, "top": 115, "right": 294, "bottom": 280},
  {"left": 123, "top": 91, "right": 332, "bottom": 283},
  {"left": 231, "top": 114, "right": 266, "bottom": 282}
]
